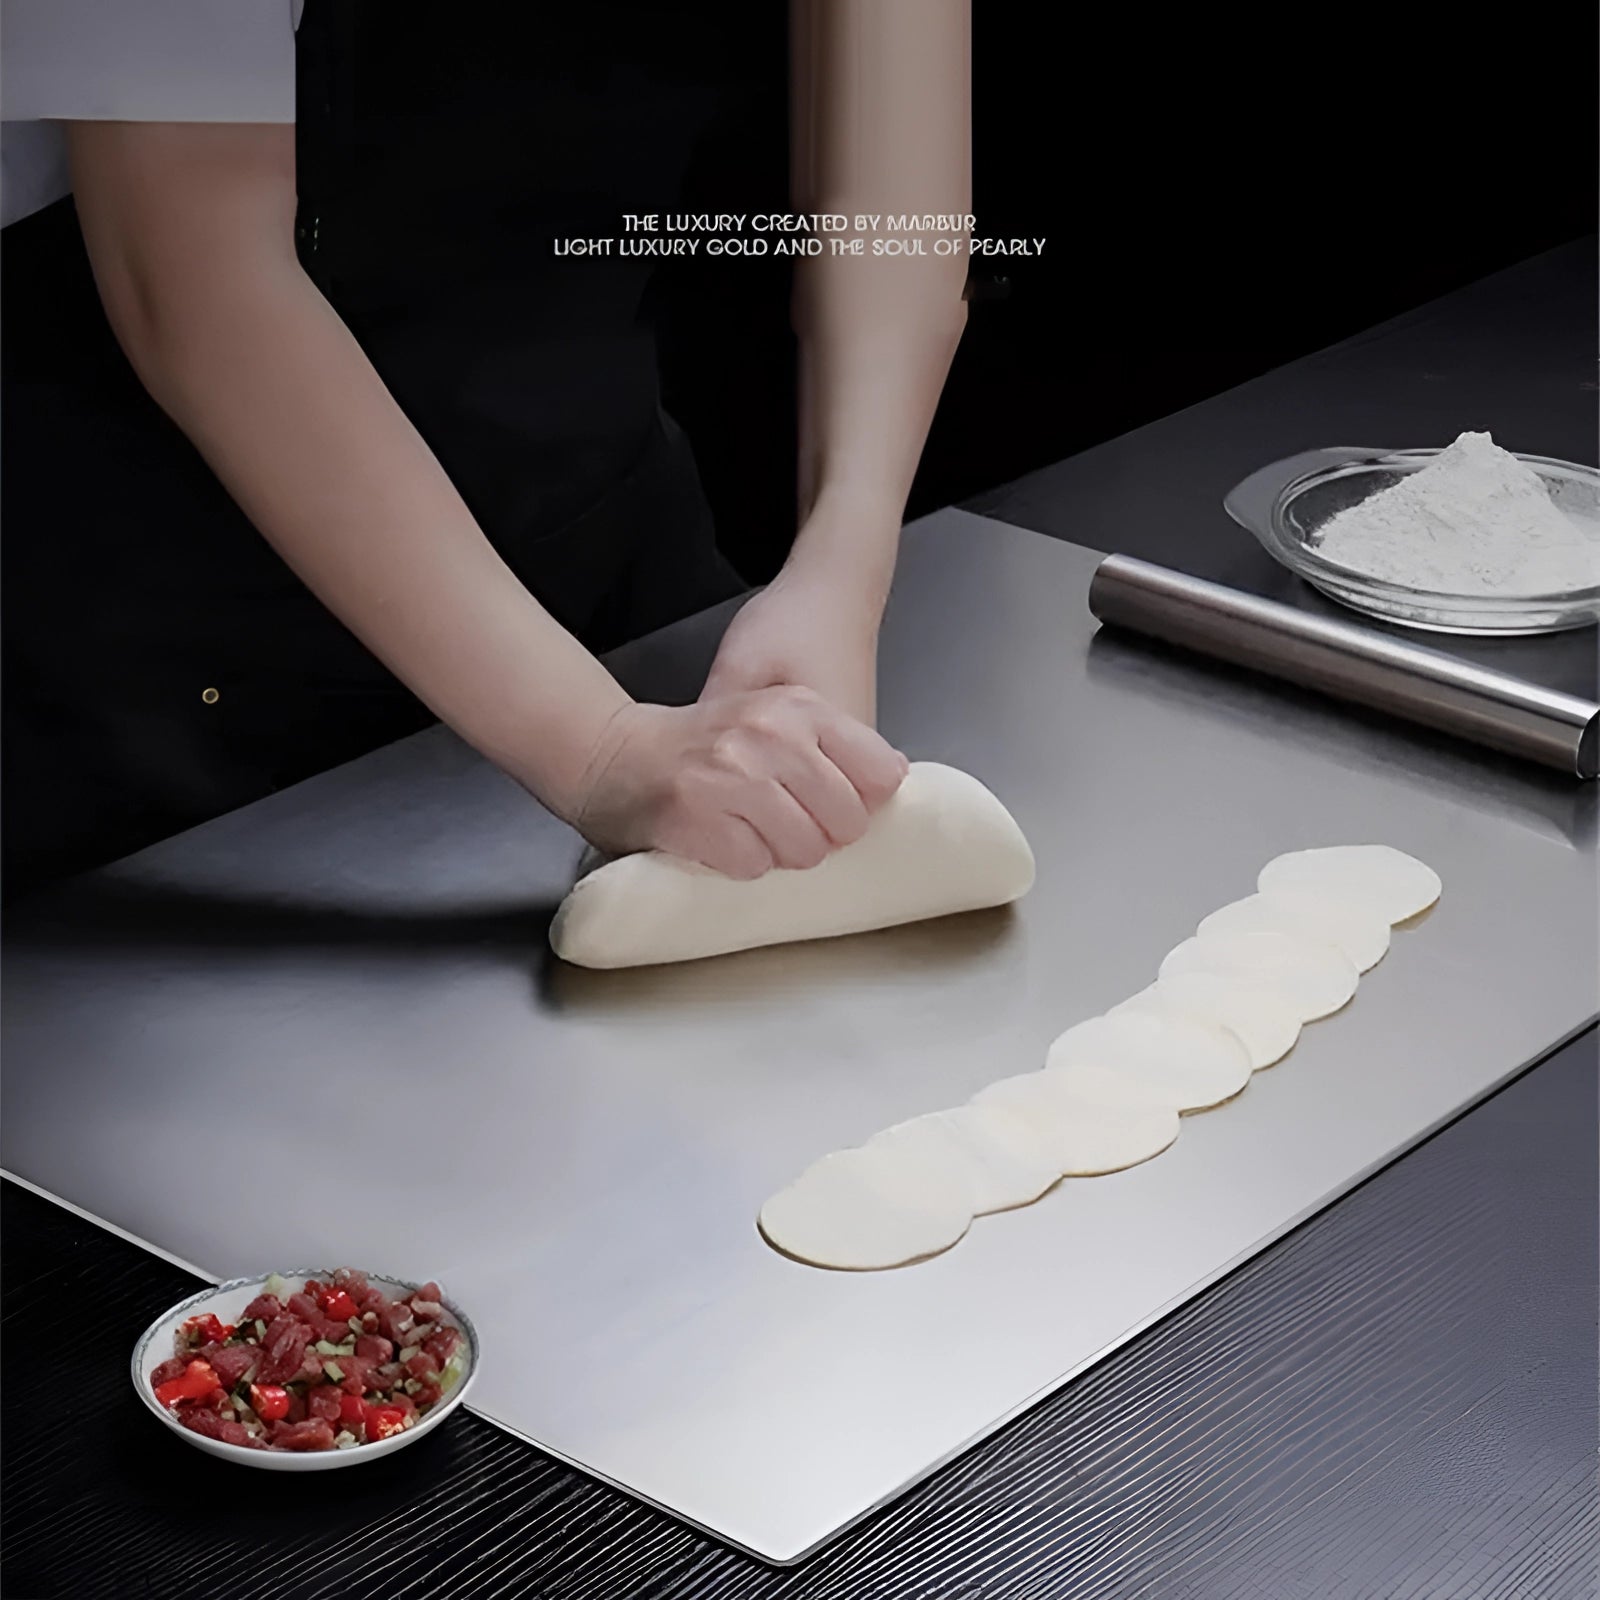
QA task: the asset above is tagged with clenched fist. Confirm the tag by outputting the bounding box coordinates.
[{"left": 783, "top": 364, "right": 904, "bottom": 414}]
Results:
[{"left": 573, "top": 686, "right": 908, "bottom": 879}]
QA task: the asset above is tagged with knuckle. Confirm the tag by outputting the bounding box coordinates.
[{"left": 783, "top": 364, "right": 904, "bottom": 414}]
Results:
[{"left": 742, "top": 704, "right": 788, "bottom": 741}]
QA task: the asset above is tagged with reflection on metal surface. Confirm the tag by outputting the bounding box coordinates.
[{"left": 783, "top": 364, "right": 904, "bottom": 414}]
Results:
[
  {"left": 1083, "top": 630, "right": 1598, "bottom": 853},
  {"left": 1088, "top": 554, "right": 1600, "bottom": 778}
]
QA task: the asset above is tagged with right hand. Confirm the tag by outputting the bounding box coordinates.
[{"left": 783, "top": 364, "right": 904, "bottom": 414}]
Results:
[{"left": 571, "top": 687, "right": 909, "bottom": 879}]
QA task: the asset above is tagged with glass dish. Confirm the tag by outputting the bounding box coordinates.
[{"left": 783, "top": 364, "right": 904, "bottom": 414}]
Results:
[{"left": 1224, "top": 446, "right": 1600, "bottom": 635}]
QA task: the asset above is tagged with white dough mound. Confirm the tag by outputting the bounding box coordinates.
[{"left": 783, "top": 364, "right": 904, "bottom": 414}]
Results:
[{"left": 551, "top": 762, "right": 1035, "bottom": 969}]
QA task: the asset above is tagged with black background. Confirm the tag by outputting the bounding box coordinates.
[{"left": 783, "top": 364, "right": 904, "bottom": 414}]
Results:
[{"left": 660, "top": 4, "right": 1597, "bottom": 581}]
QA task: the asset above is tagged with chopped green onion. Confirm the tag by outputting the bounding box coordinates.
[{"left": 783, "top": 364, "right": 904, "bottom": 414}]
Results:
[{"left": 322, "top": 1360, "right": 344, "bottom": 1383}]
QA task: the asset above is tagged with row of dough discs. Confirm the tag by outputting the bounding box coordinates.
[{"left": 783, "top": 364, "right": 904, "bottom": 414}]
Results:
[{"left": 759, "top": 845, "right": 1442, "bottom": 1271}]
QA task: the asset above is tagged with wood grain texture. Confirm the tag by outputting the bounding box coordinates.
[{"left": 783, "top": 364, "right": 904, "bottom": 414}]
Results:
[{"left": 4, "top": 1028, "right": 1593, "bottom": 1600}]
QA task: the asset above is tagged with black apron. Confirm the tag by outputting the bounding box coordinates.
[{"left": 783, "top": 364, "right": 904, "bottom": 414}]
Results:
[{"left": 2, "top": 2, "right": 768, "bottom": 896}]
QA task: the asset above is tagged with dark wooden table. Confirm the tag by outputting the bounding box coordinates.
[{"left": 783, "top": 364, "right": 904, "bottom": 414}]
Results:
[{"left": 4, "top": 239, "right": 1596, "bottom": 1600}]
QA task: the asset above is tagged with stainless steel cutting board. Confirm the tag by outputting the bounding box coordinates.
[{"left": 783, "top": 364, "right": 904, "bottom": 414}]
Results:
[{"left": 4, "top": 510, "right": 1595, "bottom": 1563}]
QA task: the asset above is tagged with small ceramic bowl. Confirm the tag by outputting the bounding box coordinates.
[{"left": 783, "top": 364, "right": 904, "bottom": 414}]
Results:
[{"left": 132, "top": 1269, "right": 478, "bottom": 1471}]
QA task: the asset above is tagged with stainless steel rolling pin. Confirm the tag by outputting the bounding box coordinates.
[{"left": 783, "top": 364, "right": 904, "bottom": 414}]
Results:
[{"left": 1087, "top": 554, "right": 1600, "bottom": 779}]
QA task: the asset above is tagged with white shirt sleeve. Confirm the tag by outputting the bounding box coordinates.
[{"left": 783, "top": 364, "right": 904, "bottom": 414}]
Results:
[{"left": 1, "top": 0, "right": 300, "bottom": 226}]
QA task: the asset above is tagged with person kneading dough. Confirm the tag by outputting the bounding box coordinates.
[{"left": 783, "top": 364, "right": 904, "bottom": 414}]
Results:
[{"left": 551, "top": 762, "right": 1035, "bottom": 968}]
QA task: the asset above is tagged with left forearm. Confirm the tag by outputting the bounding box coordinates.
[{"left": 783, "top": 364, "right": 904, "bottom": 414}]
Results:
[{"left": 788, "top": 0, "right": 972, "bottom": 603}]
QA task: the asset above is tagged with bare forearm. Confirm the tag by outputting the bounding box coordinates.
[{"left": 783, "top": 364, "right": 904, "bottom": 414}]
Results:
[
  {"left": 790, "top": 0, "right": 972, "bottom": 598},
  {"left": 155, "top": 269, "right": 624, "bottom": 810},
  {"left": 98, "top": 240, "right": 626, "bottom": 818}
]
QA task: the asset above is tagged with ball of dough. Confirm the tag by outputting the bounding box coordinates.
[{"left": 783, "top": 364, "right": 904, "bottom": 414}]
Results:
[{"left": 551, "top": 762, "right": 1035, "bottom": 969}]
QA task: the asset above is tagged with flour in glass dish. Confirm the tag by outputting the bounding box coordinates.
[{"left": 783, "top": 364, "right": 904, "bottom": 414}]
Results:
[{"left": 1312, "top": 431, "right": 1600, "bottom": 596}]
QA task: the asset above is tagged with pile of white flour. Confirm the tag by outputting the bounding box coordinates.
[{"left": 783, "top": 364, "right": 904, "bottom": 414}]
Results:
[{"left": 1312, "top": 431, "right": 1600, "bottom": 596}]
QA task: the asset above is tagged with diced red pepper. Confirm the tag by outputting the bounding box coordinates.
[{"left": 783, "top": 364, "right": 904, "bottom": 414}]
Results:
[
  {"left": 180, "top": 1313, "right": 234, "bottom": 1346},
  {"left": 338, "top": 1392, "right": 366, "bottom": 1427},
  {"left": 150, "top": 1356, "right": 190, "bottom": 1389},
  {"left": 154, "top": 1359, "right": 222, "bottom": 1408},
  {"left": 364, "top": 1403, "right": 407, "bottom": 1442},
  {"left": 318, "top": 1288, "right": 359, "bottom": 1323},
  {"left": 333, "top": 1267, "right": 369, "bottom": 1297},
  {"left": 248, "top": 1383, "right": 291, "bottom": 1422}
]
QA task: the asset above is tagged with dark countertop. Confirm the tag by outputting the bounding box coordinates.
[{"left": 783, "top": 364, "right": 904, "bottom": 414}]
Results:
[{"left": 5, "top": 240, "right": 1597, "bottom": 1600}]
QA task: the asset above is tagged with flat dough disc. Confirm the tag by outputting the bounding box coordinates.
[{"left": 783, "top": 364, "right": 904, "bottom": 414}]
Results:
[
  {"left": 1199, "top": 890, "right": 1390, "bottom": 973},
  {"left": 970, "top": 1072, "right": 1180, "bottom": 1175},
  {"left": 1112, "top": 971, "right": 1302, "bottom": 1070},
  {"left": 866, "top": 1106, "right": 1060, "bottom": 1216},
  {"left": 1045, "top": 1011, "right": 1252, "bottom": 1113},
  {"left": 551, "top": 762, "right": 1035, "bottom": 968},
  {"left": 1161, "top": 928, "right": 1358, "bottom": 1022},
  {"left": 1258, "top": 845, "right": 1441, "bottom": 925},
  {"left": 758, "top": 1143, "right": 971, "bottom": 1270}
]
